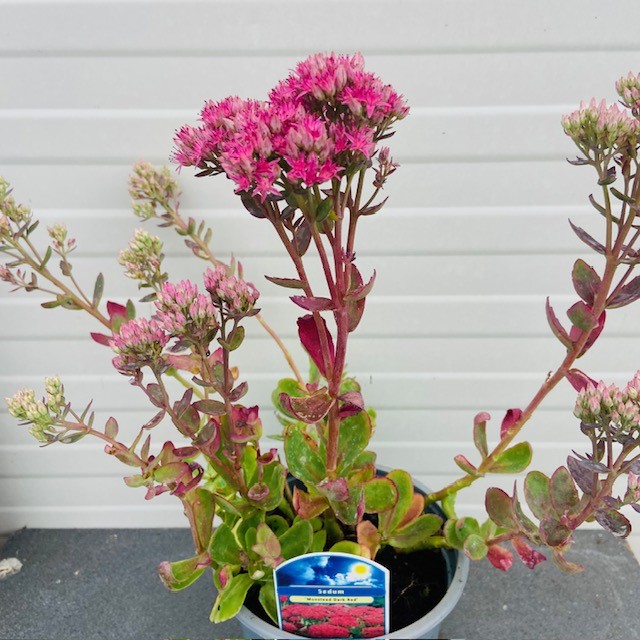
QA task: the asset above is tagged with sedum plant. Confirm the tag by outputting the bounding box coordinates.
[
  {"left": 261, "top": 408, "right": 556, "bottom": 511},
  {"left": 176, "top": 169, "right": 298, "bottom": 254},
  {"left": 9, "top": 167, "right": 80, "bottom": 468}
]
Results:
[{"left": 2, "top": 54, "right": 640, "bottom": 626}]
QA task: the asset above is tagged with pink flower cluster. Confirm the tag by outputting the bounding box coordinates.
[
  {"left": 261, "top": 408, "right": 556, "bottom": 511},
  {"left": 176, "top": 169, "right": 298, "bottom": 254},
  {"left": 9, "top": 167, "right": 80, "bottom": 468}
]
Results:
[
  {"left": 204, "top": 265, "right": 259, "bottom": 313},
  {"left": 574, "top": 371, "right": 640, "bottom": 430},
  {"left": 562, "top": 98, "right": 639, "bottom": 151},
  {"left": 174, "top": 52, "right": 408, "bottom": 201},
  {"left": 111, "top": 317, "right": 169, "bottom": 373},
  {"left": 154, "top": 280, "right": 218, "bottom": 339}
]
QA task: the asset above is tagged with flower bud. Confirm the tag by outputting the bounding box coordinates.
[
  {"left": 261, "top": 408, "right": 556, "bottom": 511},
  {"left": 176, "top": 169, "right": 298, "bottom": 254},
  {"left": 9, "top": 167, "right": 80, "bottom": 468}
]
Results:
[{"left": 616, "top": 72, "right": 640, "bottom": 111}]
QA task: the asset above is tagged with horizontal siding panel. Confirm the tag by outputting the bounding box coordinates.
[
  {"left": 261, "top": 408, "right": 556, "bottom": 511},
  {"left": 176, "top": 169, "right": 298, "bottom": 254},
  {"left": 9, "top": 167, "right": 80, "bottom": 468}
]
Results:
[
  {"left": 0, "top": 207, "right": 603, "bottom": 258},
  {"left": 0, "top": 108, "right": 579, "bottom": 163},
  {"left": 6, "top": 295, "right": 640, "bottom": 340},
  {"left": 0, "top": 1, "right": 638, "bottom": 55},
  {"left": 0, "top": 161, "right": 597, "bottom": 209},
  {"left": 2, "top": 336, "right": 640, "bottom": 377},
  {"left": 0, "top": 52, "right": 635, "bottom": 110},
  {"left": 0, "top": 408, "right": 593, "bottom": 447}
]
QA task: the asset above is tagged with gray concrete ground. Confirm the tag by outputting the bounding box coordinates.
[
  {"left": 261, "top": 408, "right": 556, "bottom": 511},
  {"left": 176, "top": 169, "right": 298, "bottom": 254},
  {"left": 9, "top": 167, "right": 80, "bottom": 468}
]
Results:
[{"left": 0, "top": 529, "right": 638, "bottom": 640}]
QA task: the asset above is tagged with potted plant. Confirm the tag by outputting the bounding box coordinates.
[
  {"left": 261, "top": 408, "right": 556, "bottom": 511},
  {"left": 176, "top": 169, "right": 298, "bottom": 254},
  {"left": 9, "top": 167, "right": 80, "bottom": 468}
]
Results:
[{"left": 2, "top": 54, "right": 640, "bottom": 639}]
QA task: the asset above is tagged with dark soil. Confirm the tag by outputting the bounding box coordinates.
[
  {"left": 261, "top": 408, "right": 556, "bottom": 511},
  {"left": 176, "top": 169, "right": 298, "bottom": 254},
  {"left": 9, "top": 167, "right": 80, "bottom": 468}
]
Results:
[{"left": 245, "top": 545, "right": 450, "bottom": 634}]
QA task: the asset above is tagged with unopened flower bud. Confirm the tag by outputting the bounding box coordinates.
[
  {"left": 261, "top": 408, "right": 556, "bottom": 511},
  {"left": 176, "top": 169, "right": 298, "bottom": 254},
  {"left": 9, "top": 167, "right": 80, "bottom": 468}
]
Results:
[
  {"left": 118, "top": 228, "right": 164, "bottom": 283},
  {"left": 204, "top": 265, "right": 259, "bottom": 314},
  {"left": 0, "top": 215, "right": 10, "bottom": 235},
  {"left": 47, "top": 224, "right": 76, "bottom": 254},
  {"left": 617, "top": 72, "right": 640, "bottom": 111},
  {"left": 45, "top": 376, "right": 65, "bottom": 413},
  {"left": 129, "top": 162, "right": 180, "bottom": 208}
]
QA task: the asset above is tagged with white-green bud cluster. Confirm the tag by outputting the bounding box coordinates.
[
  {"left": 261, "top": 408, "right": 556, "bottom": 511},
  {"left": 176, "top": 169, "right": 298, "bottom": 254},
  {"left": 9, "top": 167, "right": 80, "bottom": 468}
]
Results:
[
  {"left": 45, "top": 376, "right": 65, "bottom": 413},
  {"left": 128, "top": 162, "right": 180, "bottom": 208},
  {"left": 6, "top": 388, "right": 54, "bottom": 442},
  {"left": 118, "top": 228, "right": 164, "bottom": 282}
]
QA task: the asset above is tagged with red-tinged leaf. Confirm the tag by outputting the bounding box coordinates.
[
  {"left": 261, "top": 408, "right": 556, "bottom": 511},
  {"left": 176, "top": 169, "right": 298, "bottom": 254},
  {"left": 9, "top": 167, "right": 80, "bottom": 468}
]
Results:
[
  {"left": 545, "top": 298, "right": 572, "bottom": 348},
  {"left": 294, "top": 219, "right": 312, "bottom": 255},
  {"left": 293, "top": 486, "right": 329, "bottom": 519},
  {"left": 566, "top": 456, "right": 596, "bottom": 495},
  {"left": 571, "top": 259, "right": 601, "bottom": 305},
  {"left": 193, "top": 399, "right": 226, "bottom": 416},
  {"left": 524, "top": 471, "right": 552, "bottom": 520},
  {"left": 357, "top": 520, "right": 382, "bottom": 558},
  {"left": 569, "top": 220, "right": 606, "bottom": 255},
  {"left": 317, "top": 477, "right": 350, "bottom": 502},
  {"left": 166, "top": 354, "right": 199, "bottom": 373},
  {"left": 607, "top": 275, "right": 640, "bottom": 308},
  {"left": 473, "top": 412, "right": 490, "bottom": 458},
  {"left": 360, "top": 196, "right": 389, "bottom": 216},
  {"left": 90, "top": 332, "right": 112, "bottom": 346},
  {"left": 550, "top": 466, "right": 580, "bottom": 515},
  {"left": 571, "top": 310, "right": 606, "bottom": 357},
  {"left": 397, "top": 492, "right": 426, "bottom": 529},
  {"left": 105, "top": 417, "right": 119, "bottom": 439},
  {"left": 551, "top": 550, "right": 583, "bottom": 573},
  {"left": 567, "top": 301, "right": 598, "bottom": 331},
  {"left": 454, "top": 454, "right": 479, "bottom": 475},
  {"left": 240, "top": 192, "right": 267, "bottom": 218},
  {"left": 486, "top": 544, "right": 514, "bottom": 571},
  {"left": 485, "top": 487, "right": 518, "bottom": 529},
  {"left": 142, "top": 409, "right": 165, "bottom": 430},
  {"left": 595, "top": 509, "right": 631, "bottom": 538},
  {"left": 107, "top": 301, "right": 128, "bottom": 321},
  {"left": 146, "top": 383, "right": 165, "bottom": 408},
  {"left": 345, "top": 270, "right": 376, "bottom": 302},
  {"left": 339, "top": 390, "right": 364, "bottom": 418},
  {"left": 297, "top": 314, "right": 334, "bottom": 378},
  {"left": 290, "top": 295, "right": 335, "bottom": 312},
  {"left": 280, "top": 388, "right": 334, "bottom": 424},
  {"left": 511, "top": 537, "right": 546, "bottom": 569},
  {"left": 539, "top": 518, "right": 572, "bottom": 547},
  {"left": 346, "top": 263, "right": 366, "bottom": 332},
  {"left": 229, "top": 381, "right": 248, "bottom": 402},
  {"left": 565, "top": 368, "right": 596, "bottom": 392},
  {"left": 264, "top": 275, "right": 306, "bottom": 289},
  {"left": 500, "top": 408, "right": 522, "bottom": 439}
]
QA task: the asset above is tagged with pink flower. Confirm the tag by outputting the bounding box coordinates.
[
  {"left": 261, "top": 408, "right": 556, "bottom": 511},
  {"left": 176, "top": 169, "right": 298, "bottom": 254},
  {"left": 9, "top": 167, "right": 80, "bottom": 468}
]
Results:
[
  {"left": 154, "top": 280, "right": 218, "bottom": 340},
  {"left": 204, "top": 265, "right": 259, "bottom": 314},
  {"left": 110, "top": 318, "right": 169, "bottom": 373}
]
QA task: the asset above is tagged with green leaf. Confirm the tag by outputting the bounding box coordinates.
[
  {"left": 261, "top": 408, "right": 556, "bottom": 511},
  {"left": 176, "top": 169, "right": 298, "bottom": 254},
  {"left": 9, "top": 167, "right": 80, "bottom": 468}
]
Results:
[
  {"left": 315, "top": 197, "right": 333, "bottom": 224},
  {"left": 463, "top": 534, "right": 488, "bottom": 560},
  {"left": 252, "top": 523, "right": 282, "bottom": 568},
  {"left": 284, "top": 426, "right": 326, "bottom": 485},
  {"left": 158, "top": 555, "right": 207, "bottom": 591},
  {"left": 388, "top": 514, "right": 443, "bottom": 552},
  {"left": 241, "top": 446, "right": 259, "bottom": 489},
  {"left": 260, "top": 460, "right": 286, "bottom": 512},
  {"left": 567, "top": 301, "right": 598, "bottom": 331},
  {"left": 364, "top": 477, "right": 398, "bottom": 513},
  {"left": 489, "top": 442, "right": 532, "bottom": 474},
  {"left": 329, "top": 541, "right": 367, "bottom": 556},
  {"left": 210, "top": 573, "right": 254, "bottom": 623},
  {"left": 524, "top": 471, "right": 552, "bottom": 520},
  {"left": 311, "top": 529, "right": 327, "bottom": 553},
  {"left": 41, "top": 246, "right": 53, "bottom": 269},
  {"left": 259, "top": 581, "right": 278, "bottom": 623},
  {"left": 279, "top": 519, "right": 313, "bottom": 560},
  {"left": 473, "top": 413, "right": 489, "bottom": 459},
  {"left": 226, "top": 325, "right": 245, "bottom": 351},
  {"left": 92, "top": 273, "right": 104, "bottom": 307},
  {"left": 337, "top": 411, "right": 373, "bottom": 475},
  {"left": 209, "top": 523, "right": 242, "bottom": 566},
  {"left": 442, "top": 517, "right": 479, "bottom": 549},
  {"left": 378, "top": 469, "right": 414, "bottom": 535}
]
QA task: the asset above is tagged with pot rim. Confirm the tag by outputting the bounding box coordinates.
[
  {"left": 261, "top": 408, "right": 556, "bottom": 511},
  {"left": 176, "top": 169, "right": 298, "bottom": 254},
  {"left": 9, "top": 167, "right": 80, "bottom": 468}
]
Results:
[{"left": 236, "top": 468, "right": 470, "bottom": 639}]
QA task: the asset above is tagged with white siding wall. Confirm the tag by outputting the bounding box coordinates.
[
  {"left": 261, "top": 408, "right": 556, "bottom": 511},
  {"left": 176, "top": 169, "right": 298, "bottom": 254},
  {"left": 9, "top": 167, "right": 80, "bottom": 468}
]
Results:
[{"left": 1, "top": 0, "right": 640, "bottom": 534}]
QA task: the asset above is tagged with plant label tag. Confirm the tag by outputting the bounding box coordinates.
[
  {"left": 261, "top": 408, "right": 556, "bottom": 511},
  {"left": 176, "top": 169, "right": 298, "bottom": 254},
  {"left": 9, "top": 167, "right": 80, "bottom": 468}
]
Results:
[{"left": 274, "top": 551, "right": 390, "bottom": 638}]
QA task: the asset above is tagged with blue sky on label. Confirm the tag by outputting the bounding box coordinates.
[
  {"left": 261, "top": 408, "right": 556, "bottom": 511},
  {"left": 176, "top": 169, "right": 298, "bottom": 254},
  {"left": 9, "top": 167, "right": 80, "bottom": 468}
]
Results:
[{"left": 276, "top": 554, "right": 386, "bottom": 588}]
